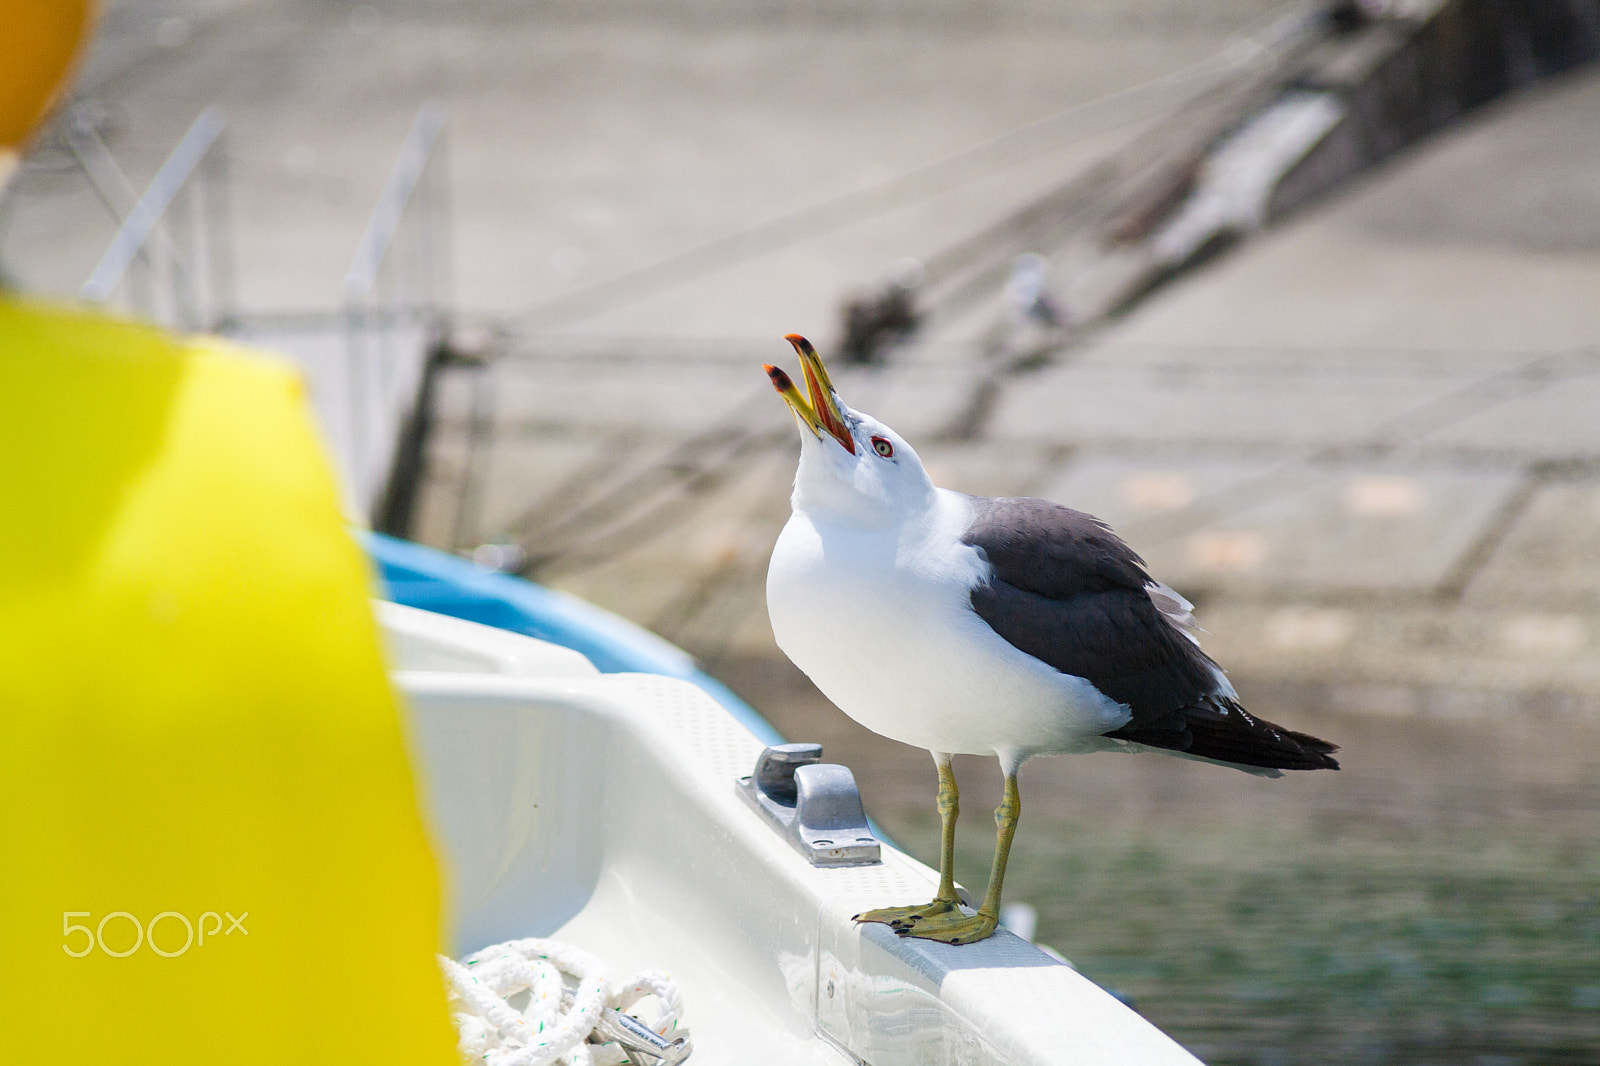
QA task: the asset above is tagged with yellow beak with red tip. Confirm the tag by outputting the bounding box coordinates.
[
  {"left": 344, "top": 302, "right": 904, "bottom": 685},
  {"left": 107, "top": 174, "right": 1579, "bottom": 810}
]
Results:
[{"left": 764, "top": 334, "right": 856, "bottom": 455}]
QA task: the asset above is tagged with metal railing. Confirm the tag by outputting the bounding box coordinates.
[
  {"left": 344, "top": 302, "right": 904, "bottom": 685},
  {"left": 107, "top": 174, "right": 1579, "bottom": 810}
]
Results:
[
  {"left": 341, "top": 103, "right": 450, "bottom": 517},
  {"left": 77, "top": 107, "right": 233, "bottom": 332},
  {"left": 56, "top": 99, "right": 449, "bottom": 526}
]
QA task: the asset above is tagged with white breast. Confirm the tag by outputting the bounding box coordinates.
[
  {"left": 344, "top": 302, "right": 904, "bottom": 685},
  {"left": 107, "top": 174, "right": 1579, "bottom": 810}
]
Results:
[{"left": 766, "top": 489, "right": 1130, "bottom": 761}]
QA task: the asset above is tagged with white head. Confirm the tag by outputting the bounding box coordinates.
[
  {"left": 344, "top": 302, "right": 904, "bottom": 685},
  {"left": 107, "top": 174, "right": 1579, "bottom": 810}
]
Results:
[{"left": 764, "top": 334, "right": 935, "bottom": 527}]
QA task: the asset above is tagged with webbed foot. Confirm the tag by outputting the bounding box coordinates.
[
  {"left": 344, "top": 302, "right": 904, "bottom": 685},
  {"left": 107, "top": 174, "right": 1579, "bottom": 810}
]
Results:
[
  {"left": 853, "top": 897, "right": 958, "bottom": 931},
  {"left": 898, "top": 907, "right": 999, "bottom": 945}
]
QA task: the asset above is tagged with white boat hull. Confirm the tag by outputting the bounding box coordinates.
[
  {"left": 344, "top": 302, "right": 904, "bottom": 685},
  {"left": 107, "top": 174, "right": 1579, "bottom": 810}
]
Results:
[{"left": 381, "top": 602, "right": 1202, "bottom": 1065}]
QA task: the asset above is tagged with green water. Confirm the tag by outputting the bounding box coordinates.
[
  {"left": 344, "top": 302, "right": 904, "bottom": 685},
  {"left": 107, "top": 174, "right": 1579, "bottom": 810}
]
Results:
[{"left": 885, "top": 814, "right": 1600, "bottom": 1065}]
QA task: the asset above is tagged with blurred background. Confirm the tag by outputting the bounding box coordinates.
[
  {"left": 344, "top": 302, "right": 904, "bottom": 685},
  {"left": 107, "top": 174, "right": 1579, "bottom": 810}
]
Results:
[{"left": 5, "top": 0, "right": 1598, "bottom": 1062}]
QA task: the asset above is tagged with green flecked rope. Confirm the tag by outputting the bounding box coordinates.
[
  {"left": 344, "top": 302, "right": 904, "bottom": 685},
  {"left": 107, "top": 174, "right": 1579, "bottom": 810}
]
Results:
[{"left": 438, "top": 937, "right": 684, "bottom": 1066}]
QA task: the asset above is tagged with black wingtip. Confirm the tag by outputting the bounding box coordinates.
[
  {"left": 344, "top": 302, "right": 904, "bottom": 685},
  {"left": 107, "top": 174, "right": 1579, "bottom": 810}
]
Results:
[
  {"left": 1109, "top": 699, "right": 1341, "bottom": 772},
  {"left": 1286, "top": 728, "right": 1340, "bottom": 771},
  {"left": 1193, "top": 704, "right": 1341, "bottom": 772}
]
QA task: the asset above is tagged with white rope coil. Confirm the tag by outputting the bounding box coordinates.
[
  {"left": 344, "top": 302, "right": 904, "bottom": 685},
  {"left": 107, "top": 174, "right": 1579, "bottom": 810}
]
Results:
[{"left": 439, "top": 938, "right": 687, "bottom": 1066}]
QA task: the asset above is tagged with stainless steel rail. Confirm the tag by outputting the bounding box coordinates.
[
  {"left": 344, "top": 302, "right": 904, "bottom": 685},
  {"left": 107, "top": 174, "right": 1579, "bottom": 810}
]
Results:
[
  {"left": 340, "top": 103, "right": 449, "bottom": 518},
  {"left": 343, "top": 103, "right": 447, "bottom": 307},
  {"left": 79, "top": 107, "right": 232, "bottom": 331}
]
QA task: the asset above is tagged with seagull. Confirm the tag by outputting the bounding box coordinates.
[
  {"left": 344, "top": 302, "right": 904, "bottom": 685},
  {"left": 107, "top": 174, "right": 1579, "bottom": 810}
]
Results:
[
  {"left": 1003, "top": 252, "right": 1066, "bottom": 331},
  {"left": 763, "top": 334, "right": 1338, "bottom": 945}
]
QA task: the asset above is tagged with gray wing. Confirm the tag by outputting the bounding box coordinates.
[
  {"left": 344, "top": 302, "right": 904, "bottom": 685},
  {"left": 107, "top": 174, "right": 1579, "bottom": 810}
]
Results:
[{"left": 961, "top": 496, "right": 1338, "bottom": 772}]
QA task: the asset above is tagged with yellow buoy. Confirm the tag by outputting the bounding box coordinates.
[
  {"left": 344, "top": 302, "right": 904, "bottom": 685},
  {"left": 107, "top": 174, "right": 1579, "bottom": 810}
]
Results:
[{"left": 0, "top": 300, "right": 458, "bottom": 1065}]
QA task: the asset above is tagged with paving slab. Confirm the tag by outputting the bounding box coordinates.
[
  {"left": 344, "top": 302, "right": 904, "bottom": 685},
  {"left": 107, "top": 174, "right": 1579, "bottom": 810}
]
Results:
[
  {"left": 915, "top": 440, "right": 1064, "bottom": 499},
  {"left": 435, "top": 358, "right": 772, "bottom": 436},
  {"left": 1416, "top": 368, "right": 1600, "bottom": 462},
  {"left": 1031, "top": 451, "right": 1293, "bottom": 533},
  {"left": 542, "top": 446, "right": 793, "bottom": 634},
  {"left": 1198, "top": 603, "right": 1600, "bottom": 706},
  {"left": 989, "top": 354, "right": 1483, "bottom": 449},
  {"left": 529, "top": 123, "right": 1156, "bottom": 344},
  {"left": 826, "top": 361, "right": 989, "bottom": 442},
  {"left": 457, "top": 435, "right": 616, "bottom": 549},
  {"left": 1037, "top": 454, "right": 1528, "bottom": 597},
  {"left": 1463, "top": 478, "right": 1600, "bottom": 614}
]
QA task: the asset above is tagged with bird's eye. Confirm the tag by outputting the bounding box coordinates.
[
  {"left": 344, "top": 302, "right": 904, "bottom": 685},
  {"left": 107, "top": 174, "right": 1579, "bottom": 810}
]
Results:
[{"left": 871, "top": 436, "right": 894, "bottom": 458}]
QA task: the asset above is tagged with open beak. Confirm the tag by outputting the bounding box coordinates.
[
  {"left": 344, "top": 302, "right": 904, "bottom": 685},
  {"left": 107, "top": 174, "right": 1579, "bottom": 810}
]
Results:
[{"left": 763, "top": 334, "right": 856, "bottom": 454}]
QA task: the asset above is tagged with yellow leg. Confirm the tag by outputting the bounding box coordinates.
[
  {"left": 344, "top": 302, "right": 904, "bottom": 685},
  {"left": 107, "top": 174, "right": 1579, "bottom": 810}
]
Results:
[
  {"left": 933, "top": 754, "right": 960, "bottom": 904},
  {"left": 854, "top": 755, "right": 961, "bottom": 929},
  {"left": 902, "top": 772, "right": 1019, "bottom": 945}
]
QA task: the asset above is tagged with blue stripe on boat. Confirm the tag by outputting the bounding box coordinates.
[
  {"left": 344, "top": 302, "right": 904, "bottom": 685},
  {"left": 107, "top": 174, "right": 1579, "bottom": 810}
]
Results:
[{"left": 365, "top": 532, "right": 784, "bottom": 746}]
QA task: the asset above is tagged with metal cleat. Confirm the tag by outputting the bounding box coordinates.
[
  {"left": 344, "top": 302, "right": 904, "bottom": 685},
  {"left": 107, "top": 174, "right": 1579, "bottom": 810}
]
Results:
[{"left": 738, "top": 743, "right": 881, "bottom": 867}]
